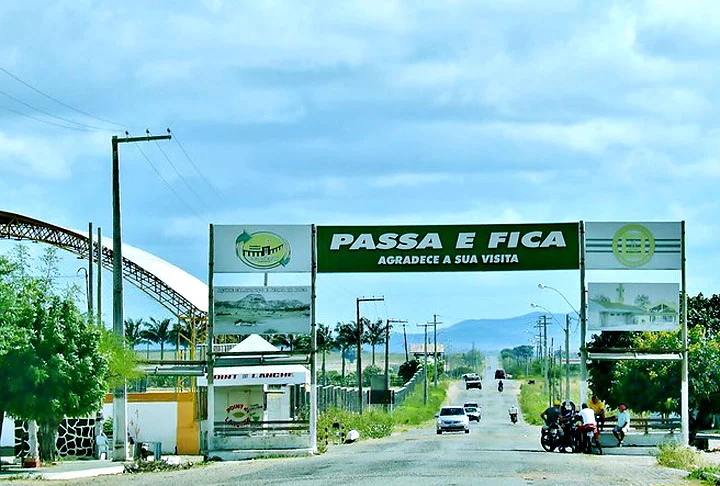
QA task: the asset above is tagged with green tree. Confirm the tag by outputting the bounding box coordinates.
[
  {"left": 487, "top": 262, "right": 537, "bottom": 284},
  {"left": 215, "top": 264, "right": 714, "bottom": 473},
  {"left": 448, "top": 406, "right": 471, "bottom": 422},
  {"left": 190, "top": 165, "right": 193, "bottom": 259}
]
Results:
[
  {"left": 168, "top": 320, "right": 192, "bottom": 350},
  {"left": 398, "top": 359, "right": 420, "bottom": 384},
  {"left": 317, "top": 324, "right": 336, "bottom": 386},
  {"left": 589, "top": 293, "right": 720, "bottom": 435},
  {"left": 141, "top": 317, "right": 173, "bottom": 360},
  {"left": 0, "top": 254, "right": 30, "bottom": 447},
  {"left": 124, "top": 318, "right": 146, "bottom": 349},
  {"left": 271, "top": 334, "right": 310, "bottom": 352},
  {"left": 4, "top": 288, "right": 108, "bottom": 461},
  {"left": 335, "top": 322, "right": 356, "bottom": 380},
  {"left": 364, "top": 318, "right": 388, "bottom": 366}
]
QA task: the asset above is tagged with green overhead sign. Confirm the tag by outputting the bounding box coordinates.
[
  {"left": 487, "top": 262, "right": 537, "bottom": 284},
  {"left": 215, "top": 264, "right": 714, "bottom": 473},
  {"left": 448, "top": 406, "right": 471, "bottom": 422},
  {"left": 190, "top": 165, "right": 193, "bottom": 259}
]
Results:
[{"left": 317, "top": 223, "right": 580, "bottom": 273}]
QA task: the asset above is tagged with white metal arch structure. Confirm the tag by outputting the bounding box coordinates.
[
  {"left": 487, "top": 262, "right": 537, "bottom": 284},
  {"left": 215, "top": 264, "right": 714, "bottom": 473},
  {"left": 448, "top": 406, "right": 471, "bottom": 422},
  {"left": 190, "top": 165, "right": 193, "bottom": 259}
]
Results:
[{"left": 0, "top": 210, "right": 208, "bottom": 320}]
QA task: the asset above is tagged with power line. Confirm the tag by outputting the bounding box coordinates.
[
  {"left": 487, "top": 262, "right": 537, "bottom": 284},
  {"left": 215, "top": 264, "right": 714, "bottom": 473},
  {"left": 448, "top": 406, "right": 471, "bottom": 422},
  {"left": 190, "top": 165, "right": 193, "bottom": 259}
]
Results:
[
  {"left": 170, "top": 130, "right": 227, "bottom": 205},
  {"left": 0, "top": 66, "right": 125, "bottom": 129},
  {"left": 0, "top": 105, "right": 92, "bottom": 131},
  {"left": 152, "top": 138, "right": 212, "bottom": 213},
  {"left": 133, "top": 143, "right": 206, "bottom": 223},
  {"left": 0, "top": 87, "right": 114, "bottom": 132}
]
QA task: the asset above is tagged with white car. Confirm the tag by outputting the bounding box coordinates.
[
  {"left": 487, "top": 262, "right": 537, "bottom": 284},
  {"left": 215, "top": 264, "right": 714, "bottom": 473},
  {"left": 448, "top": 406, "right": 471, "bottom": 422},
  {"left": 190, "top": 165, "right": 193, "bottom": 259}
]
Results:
[{"left": 436, "top": 406, "right": 470, "bottom": 434}]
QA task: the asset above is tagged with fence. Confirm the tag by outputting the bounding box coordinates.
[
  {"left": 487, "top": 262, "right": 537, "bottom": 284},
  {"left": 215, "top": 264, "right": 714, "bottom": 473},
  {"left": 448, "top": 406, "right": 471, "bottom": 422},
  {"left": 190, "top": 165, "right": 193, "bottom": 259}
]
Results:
[{"left": 317, "top": 368, "right": 424, "bottom": 412}]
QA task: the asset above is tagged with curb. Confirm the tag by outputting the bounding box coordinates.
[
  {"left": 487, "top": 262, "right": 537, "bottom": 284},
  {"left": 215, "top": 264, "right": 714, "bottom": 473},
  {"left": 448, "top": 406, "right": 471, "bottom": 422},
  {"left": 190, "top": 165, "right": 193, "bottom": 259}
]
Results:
[{"left": 41, "top": 465, "right": 125, "bottom": 481}]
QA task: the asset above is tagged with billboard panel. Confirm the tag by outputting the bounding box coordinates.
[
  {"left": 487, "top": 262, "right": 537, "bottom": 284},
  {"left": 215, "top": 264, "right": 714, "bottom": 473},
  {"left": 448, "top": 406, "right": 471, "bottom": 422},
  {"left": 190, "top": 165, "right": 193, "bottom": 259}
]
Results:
[
  {"left": 316, "top": 223, "right": 579, "bottom": 273},
  {"left": 213, "top": 286, "right": 311, "bottom": 335},
  {"left": 213, "top": 225, "right": 312, "bottom": 273},
  {"left": 587, "top": 283, "right": 679, "bottom": 332},
  {"left": 585, "top": 222, "right": 682, "bottom": 270}
]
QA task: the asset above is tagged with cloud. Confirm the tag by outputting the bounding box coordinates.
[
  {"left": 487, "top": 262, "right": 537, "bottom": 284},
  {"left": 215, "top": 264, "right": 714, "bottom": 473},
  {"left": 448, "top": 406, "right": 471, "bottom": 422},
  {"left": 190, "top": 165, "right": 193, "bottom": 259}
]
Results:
[{"left": 0, "top": 132, "right": 70, "bottom": 179}]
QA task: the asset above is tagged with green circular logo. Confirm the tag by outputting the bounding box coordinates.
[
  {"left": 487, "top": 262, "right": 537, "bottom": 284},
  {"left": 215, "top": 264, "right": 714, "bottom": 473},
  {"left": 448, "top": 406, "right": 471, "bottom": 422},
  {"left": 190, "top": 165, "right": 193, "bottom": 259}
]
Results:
[
  {"left": 612, "top": 224, "right": 655, "bottom": 268},
  {"left": 235, "top": 231, "right": 291, "bottom": 270}
]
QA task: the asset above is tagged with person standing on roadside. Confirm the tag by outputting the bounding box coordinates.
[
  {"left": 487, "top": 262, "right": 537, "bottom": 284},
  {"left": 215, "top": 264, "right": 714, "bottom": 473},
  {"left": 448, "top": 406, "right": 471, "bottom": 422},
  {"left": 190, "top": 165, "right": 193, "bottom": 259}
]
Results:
[
  {"left": 589, "top": 395, "right": 606, "bottom": 431},
  {"left": 613, "top": 404, "right": 630, "bottom": 447}
]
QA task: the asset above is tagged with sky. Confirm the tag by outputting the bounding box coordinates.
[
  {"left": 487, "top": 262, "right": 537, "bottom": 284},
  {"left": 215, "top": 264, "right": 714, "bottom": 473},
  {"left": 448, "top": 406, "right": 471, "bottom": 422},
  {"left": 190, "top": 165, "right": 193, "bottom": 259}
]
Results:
[{"left": 0, "top": 1, "right": 718, "bottom": 345}]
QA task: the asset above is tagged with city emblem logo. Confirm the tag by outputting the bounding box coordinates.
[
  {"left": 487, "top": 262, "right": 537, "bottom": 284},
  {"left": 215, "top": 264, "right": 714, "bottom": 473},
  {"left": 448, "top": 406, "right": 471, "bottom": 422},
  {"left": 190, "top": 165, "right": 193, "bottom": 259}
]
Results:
[
  {"left": 235, "top": 230, "right": 291, "bottom": 270},
  {"left": 612, "top": 224, "right": 655, "bottom": 268}
]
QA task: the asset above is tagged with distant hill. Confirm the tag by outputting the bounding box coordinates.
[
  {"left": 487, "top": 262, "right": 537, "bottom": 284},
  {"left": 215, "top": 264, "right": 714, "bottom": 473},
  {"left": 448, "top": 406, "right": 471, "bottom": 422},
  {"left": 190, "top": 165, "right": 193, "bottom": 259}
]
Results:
[{"left": 387, "top": 312, "right": 571, "bottom": 354}]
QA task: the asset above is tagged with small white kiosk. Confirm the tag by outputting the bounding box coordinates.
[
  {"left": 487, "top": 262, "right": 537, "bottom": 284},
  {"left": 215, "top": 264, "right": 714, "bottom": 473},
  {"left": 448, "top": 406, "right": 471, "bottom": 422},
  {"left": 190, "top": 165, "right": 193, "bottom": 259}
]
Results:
[{"left": 199, "top": 335, "right": 311, "bottom": 457}]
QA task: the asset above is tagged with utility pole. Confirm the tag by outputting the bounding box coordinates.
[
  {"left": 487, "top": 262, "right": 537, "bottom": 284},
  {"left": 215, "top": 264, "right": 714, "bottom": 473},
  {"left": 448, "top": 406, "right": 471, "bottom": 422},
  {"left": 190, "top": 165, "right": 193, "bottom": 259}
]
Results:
[
  {"left": 88, "top": 222, "right": 94, "bottom": 320},
  {"left": 112, "top": 131, "right": 171, "bottom": 461},
  {"left": 402, "top": 323, "right": 409, "bottom": 362},
  {"left": 549, "top": 338, "right": 554, "bottom": 406},
  {"left": 417, "top": 323, "right": 432, "bottom": 405},
  {"left": 385, "top": 319, "right": 408, "bottom": 391},
  {"left": 535, "top": 316, "right": 548, "bottom": 395},
  {"left": 355, "top": 296, "right": 384, "bottom": 414},
  {"left": 429, "top": 315, "right": 443, "bottom": 387},
  {"left": 564, "top": 314, "right": 570, "bottom": 403},
  {"left": 97, "top": 227, "right": 102, "bottom": 325}
]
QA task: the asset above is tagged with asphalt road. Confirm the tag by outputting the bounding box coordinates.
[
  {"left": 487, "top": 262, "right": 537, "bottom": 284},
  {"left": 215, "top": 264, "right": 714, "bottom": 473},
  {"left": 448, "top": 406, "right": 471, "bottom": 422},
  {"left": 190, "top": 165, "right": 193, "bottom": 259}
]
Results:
[{"left": 9, "top": 359, "right": 699, "bottom": 486}]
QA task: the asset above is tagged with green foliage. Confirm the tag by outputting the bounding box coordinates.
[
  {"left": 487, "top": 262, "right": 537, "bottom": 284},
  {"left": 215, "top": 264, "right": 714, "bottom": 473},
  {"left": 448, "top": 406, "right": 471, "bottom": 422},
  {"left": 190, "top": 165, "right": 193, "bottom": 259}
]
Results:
[
  {"left": 0, "top": 247, "right": 109, "bottom": 461},
  {"left": 501, "top": 345, "right": 536, "bottom": 378},
  {"left": 587, "top": 293, "right": 720, "bottom": 433},
  {"left": 98, "top": 326, "right": 142, "bottom": 389},
  {"left": 688, "top": 465, "right": 720, "bottom": 481},
  {"left": 317, "top": 380, "right": 448, "bottom": 451},
  {"left": 362, "top": 364, "right": 383, "bottom": 386},
  {"left": 519, "top": 378, "right": 546, "bottom": 426},
  {"left": 318, "top": 407, "right": 394, "bottom": 441},
  {"left": 124, "top": 459, "right": 207, "bottom": 474},
  {"left": 398, "top": 359, "right": 419, "bottom": 383},
  {"left": 141, "top": 317, "right": 173, "bottom": 360},
  {"left": 656, "top": 441, "right": 706, "bottom": 470},
  {"left": 364, "top": 318, "right": 388, "bottom": 365},
  {"left": 391, "top": 380, "right": 448, "bottom": 427},
  {"left": 449, "top": 364, "right": 474, "bottom": 378}
]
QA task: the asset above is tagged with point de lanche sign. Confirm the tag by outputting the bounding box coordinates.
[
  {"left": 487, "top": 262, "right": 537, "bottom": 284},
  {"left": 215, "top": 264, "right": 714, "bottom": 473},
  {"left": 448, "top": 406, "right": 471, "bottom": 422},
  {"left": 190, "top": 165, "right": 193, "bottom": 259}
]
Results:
[{"left": 316, "top": 223, "right": 580, "bottom": 273}]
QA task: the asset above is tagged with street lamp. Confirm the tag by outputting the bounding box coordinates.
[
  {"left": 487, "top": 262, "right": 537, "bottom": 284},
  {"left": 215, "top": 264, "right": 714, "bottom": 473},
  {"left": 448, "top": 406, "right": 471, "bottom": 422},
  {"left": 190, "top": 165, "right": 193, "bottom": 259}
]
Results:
[
  {"left": 538, "top": 282, "right": 586, "bottom": 405},
  {"left": 531, "top": 303, "right": 570, "bottom": 403},
  {"left": 537, "top": 283, "right": 579, "bottom": 315}
]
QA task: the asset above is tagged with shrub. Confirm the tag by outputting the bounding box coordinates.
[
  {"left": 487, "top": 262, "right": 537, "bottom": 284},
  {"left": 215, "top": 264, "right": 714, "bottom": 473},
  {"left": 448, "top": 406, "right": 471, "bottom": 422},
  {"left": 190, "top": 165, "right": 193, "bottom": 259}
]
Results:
[{"left": 656, "top": 441, "right": 706, "bottom": 470}]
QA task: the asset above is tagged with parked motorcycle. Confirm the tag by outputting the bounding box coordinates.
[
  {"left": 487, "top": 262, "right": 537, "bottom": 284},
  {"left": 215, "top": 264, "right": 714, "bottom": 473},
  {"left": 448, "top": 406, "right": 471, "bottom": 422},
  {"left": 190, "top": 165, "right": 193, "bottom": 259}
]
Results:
[
  {"left": 576, "top": 423, "right": 603, "bottom": 455},
  {"left": 540, "top": 423, "right": 562, "bottom": 452}
]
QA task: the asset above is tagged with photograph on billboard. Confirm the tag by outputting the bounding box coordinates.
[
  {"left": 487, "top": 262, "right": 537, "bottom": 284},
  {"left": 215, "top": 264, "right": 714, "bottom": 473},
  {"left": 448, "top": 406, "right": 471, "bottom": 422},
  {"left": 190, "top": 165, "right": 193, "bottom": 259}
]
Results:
[
  {"left": 316, "top": 223, "right": 579, "bottom": 273},
  {"left": 588, "top": 282, "right": 680, "bottom": 332},
  {"left": 585, "top": 222, "right": 682, "bottom": 270},
  {"left": 213, "top": 225, "right": 312, "bottom": 273},
  {"left": 213, "top": 286, "right": 311, "bottom": 335}
]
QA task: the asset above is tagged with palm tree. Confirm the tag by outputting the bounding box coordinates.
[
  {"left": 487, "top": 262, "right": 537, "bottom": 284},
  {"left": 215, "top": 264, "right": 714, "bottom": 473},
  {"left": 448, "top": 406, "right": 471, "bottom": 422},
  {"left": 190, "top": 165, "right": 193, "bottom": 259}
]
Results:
[
  {"left": 317, "top": 323, "right": 337, "bottom": 385},
  {"left": 335, "top": 321, "right": 362, "bottom": 381},
  {"left": 141, "top": 317, "right": 173, "bottom": 360},
  {"left": 364, "top": 318, "right": 388, "bottom": 366},
  {"left": 124, "top": 318, "right": 145, "bottom": 350},
  {"left": 169, "top": 321, "right": 192, "bottom": 349}
]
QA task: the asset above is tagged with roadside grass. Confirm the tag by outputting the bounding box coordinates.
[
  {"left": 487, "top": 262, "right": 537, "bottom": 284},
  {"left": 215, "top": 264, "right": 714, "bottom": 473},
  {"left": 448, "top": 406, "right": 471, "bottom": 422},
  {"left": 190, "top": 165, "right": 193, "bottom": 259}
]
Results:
[
  {"left": 519, "top": 378, "right": 546, "bottom": 426},
  {"left": 656, "top": 441, "right": 707, "bottom": 470},
  {"left": 392, "top": 380, "right": 448, "bottom": 428},
  {"left": 317, "top": 379, "right": 449, "bottom": 451},
  {"left": 518, "top": 374, "right": 583, "bottom": 426},
  {"left": 689, "top": 465, "right": 720, "bottom": 483}
]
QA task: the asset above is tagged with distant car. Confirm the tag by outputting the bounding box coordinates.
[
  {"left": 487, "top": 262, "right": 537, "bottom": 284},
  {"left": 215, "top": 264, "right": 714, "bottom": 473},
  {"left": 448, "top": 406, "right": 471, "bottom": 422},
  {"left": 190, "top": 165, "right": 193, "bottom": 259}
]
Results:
[
  {"left": 464, "top": 406, "right": 481, "bottom": 422},
  {"left": 494, "top": 369, "right": 506, "bottom": 380},
  {"left": 436, "top": 406, "right": 470, "bottom": 434},
  {"left": 464, "top": 373, "right": 482, "bottom": 390}
]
